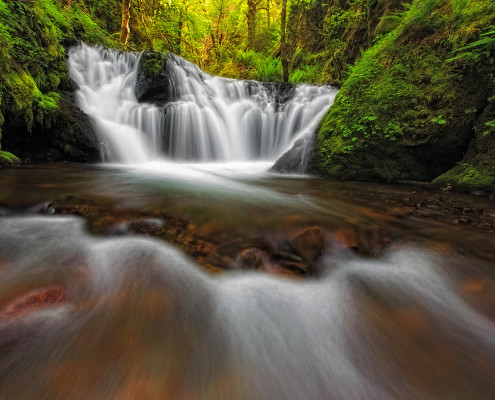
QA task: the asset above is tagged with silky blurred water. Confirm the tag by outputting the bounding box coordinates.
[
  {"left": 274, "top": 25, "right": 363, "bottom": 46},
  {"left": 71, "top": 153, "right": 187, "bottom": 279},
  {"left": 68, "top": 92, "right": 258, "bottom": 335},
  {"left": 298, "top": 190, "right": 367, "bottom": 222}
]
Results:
[
  {"left": 68, "top": 44, "right": 337, "bottom": 164},
  {"left": 0, "top": 164, "right": 495, "bottom": 399}
]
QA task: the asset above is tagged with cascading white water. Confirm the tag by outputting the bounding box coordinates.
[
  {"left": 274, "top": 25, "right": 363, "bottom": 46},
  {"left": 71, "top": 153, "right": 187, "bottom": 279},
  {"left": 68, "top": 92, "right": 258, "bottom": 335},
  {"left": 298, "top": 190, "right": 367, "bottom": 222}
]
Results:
[
  {"left": 1, "top": 216, "right": 495, "bottom": 399},
  {"left": 68, "top": 44, "right": 164, "bottom": 163},
  {"left": 162, "top": 54, "right": 338, "bottom": 161},
  {"left": 68, "top": 43, "right": 337, "bottom": 164}
]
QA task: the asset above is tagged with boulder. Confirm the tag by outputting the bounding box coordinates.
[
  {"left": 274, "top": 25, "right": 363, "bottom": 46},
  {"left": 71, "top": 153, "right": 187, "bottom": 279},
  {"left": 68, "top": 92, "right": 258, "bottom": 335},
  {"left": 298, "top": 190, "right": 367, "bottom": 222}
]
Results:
[
  {"left": 271, "top": 137, "right": 314, "bottom": 173},
  {"left": 259, "top": 82, "right": 296, "bottom": 106},
  {"left": 2, "top": 91, "right": 100, "bottom": 163},
  {"left": 135, "top": 52, "right": 171, "bottom": 103},
  {"left": 288, "top": 226, "right": 326, "bottom": 262}
]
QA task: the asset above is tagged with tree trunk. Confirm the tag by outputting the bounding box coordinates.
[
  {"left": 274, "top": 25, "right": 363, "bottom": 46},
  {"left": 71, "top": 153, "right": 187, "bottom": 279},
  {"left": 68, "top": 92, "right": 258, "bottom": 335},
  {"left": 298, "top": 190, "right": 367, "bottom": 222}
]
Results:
[
  {"left": 267, "top": 0, "right": 270, "bottom": 27},
  {"left": 120, "top": 0, "right": 131, "bottom": 46},
  {"left": 177, "top": 18, "right": 183, "bottom": 56},
  {"left": 247, "top": 0, "right": 257, "bottom": 48},
  {"left": 280, "top": 0, "right": 289, "bottom": 82}
]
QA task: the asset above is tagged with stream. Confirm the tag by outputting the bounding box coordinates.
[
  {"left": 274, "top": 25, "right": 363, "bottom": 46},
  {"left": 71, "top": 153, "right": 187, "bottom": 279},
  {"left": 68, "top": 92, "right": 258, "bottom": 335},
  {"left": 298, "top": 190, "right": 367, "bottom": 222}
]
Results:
[{"left": 0, "top": 44, "right": 494, "bottom": 399}]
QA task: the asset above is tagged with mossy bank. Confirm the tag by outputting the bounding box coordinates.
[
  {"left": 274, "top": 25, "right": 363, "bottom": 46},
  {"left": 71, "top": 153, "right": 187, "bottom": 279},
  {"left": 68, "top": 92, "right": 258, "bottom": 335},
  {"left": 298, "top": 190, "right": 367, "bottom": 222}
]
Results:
[
  {"left": 0, "top": 0, "right": 120, "bottom": 167},
  {"left": 314, "top": 0, "right": 495, "bottom": 195}
]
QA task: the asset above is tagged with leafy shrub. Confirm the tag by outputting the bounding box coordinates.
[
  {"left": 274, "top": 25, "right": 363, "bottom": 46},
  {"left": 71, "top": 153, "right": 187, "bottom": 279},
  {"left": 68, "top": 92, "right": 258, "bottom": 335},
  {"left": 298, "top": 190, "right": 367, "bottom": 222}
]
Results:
[
  {"left": 289, "top": 65, "right": 318, "bottom": 83},
  {"left": 253, "top": 56, "right": 282, "bottom": 82},
  {"left": 237, "top": 49, "right": 257, "bottom": 67}
]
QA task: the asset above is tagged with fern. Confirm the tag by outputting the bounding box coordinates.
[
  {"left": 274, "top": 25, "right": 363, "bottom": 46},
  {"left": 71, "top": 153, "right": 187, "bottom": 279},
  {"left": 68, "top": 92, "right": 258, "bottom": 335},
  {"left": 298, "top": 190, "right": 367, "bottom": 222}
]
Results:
[
  {"left": 447, "top": 26, "right": 495, "bottom": 63},
  {"left": 253, "top": 57, "right": 282, "bottom": 82}
]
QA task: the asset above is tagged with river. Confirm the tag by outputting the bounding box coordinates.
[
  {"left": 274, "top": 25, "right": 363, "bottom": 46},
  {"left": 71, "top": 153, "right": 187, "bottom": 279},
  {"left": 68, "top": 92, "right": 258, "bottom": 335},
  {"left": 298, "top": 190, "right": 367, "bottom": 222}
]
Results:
[{"left": 0, "top": 44, "right": 494, "bottom": 399}]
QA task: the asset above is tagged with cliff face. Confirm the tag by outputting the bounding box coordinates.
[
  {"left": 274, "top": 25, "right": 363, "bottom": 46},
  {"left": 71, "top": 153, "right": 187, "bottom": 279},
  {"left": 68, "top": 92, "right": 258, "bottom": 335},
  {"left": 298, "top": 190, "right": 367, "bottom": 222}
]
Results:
[{"left": 314, "top": 0, "right": 495, "bottom": 194}]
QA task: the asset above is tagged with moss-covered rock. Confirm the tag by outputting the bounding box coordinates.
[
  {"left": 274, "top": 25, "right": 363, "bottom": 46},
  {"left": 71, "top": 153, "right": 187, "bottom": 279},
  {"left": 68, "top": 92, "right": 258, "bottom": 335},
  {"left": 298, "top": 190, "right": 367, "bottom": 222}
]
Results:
[
  {"left": 315, "top": 0, "right": 495, "bottom": 186},
  {"left": 0, "top": 0, "right": 119, "bottom": 162},
  {"left": 0, "top": 150, "right": 20, "bottom": 168},
  {"left": 135, "top": 51, "right": 170, "bottom": 103},
  {"left": 433, "top": 92, "right": 495, "bottom": 195},
  {"left": 3, "top": 92, "right": 100, "bottom": 162}
]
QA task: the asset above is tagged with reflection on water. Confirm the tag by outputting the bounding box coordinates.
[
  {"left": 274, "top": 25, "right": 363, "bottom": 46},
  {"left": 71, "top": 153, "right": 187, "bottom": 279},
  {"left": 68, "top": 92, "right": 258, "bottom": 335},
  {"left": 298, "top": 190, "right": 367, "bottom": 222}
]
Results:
[{"left": 0, "top": 164, "right": 495, "bottom": 399}]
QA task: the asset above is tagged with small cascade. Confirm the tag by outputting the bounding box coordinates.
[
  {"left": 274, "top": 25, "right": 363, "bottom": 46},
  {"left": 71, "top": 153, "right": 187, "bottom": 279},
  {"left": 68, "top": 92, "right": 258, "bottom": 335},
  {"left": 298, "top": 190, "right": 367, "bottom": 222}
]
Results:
[
  {"left": 68, "top": 44, "right": 164, "bottom": 163},
  {"left": 68, "top": 44, "right": 337, "bottom": 165},
  {"left": 162, "top": 54, "right": 337, "bottom": 161}
]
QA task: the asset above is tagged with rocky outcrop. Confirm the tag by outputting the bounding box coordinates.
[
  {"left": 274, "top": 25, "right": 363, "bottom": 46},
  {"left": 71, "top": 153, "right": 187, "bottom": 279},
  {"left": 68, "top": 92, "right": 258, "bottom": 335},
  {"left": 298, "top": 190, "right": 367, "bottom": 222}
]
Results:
[
  {"left": 259, "top": 82, "right": 295, "bottom": 106},
  {"left": 432, "top": 98, "right": 495, "bottom": 195},
  {"left": 314, "top": 1, "right": 495, "bottom": 192},
  {"left": 271, "top": 137, "right": 314, "bottom": 173},
  {"left": 135, "top": 51, "right": 296, "bottom": 107},
  {"left": 135, "top": 52, "right": 171, "bottom": 103},
  {"left": 2, "top": 91, "right": 100, "bottom": 163}
]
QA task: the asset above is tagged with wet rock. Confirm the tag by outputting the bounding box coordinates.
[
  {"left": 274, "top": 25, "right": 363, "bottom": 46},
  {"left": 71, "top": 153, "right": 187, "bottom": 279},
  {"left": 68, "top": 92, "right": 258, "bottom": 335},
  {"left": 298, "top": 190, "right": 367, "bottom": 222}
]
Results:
[
  {"left": 0, "top": 285, "right": 68, "bottom": 320},
  {"left": 271, "top": 136, "right": 314, "bottom": 174},
  {"left": 354, "top": 225, "right": 394, "bottom": 256},
  {"left": 259, "top": 82, "right": 296, "bottom": 106},
  {"left": 235, "top": 248, "right": 271, "bottom": 271},
  {"left": 135, "top": 52, "right": 171, "bottom": 103},
  {"left": 278, "top": 260, "right": 310, "bottom": 275},
  {"left": 331, "top": 228, "right": 358, "bottom": 250},
  {"left": 288, "top": 226, "right": 325, "bottom": 262},
  {"left": 218, "top": 237, "right": 275, "bottom": 258},
  {"left": 2, "top": 92, "right": 100, "bottom": 163}
]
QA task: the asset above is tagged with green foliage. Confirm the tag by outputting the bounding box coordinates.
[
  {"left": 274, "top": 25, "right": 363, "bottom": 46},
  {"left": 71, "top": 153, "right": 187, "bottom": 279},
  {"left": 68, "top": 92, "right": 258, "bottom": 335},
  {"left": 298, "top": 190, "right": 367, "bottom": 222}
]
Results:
[
  {"left": 448, "top": 25, "right": 495, "bottom": 65},
  {"left": 316, "top": 0, "right": 495, "bottom": 184},
  {"left": 0, "top": 149, "right": 20, "bottom": 166},
  {"left": 253, "top": 56, "right": 282, "bottom": 82},
  {"left": 237, "top": 49, "right": 258, "bottom": 67},
  {"left": 289, "top": 65, "right": 318, "bottom": 83},
  {"left": 0, "top": 0, "right": 119, "bottom": 156}
]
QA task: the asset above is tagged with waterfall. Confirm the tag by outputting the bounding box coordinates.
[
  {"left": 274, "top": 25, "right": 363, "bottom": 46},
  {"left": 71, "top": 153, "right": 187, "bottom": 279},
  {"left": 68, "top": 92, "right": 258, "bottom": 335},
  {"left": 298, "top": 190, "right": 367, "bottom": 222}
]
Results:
[
  {"left": 68, "top": 43, "right": 337, "bottom": 165},
  {"left": 68, "top": 44, "right": 163, "bottom": 163}
]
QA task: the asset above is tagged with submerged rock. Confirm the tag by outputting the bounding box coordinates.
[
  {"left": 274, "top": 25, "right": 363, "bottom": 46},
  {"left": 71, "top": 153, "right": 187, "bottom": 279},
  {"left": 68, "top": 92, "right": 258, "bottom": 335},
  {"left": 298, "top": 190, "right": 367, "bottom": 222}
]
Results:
[{"left": 288, "top": 225, "right": 326, "bottom": 262}]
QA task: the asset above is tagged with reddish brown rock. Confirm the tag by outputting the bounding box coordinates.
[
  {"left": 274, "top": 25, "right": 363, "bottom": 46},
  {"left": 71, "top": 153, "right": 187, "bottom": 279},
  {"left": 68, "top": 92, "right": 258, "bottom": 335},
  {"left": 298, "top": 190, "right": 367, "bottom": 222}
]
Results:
[
  {"left": 288, "top": 226, "right": 325, "bottom": 262},
  {"left": 0, "top": 285, "right": 68, "bottom": 320},
  {"left": 332, "top": 228, "right": 358, "bottom": 249},
  {"left": 235, "top": 248, "right": 271, "bottom": 271}
]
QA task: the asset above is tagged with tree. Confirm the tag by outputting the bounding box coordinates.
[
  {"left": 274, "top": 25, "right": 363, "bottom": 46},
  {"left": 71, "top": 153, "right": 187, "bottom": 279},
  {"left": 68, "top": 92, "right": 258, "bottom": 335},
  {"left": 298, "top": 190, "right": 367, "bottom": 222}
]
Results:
[
  {"left": 120, "top": 0, "right": 131, "bottom": 45},
  {"left": 280, "top": 0, "right": 288, "bottom": 82},
  {"left": 247, "top": 0, "right": 258, "bottom": 48}
]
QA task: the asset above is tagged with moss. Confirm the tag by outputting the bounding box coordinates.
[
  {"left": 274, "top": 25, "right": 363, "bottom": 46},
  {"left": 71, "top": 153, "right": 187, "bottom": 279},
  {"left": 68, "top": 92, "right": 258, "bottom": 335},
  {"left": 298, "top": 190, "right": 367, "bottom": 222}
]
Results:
[
  {"left": 2, "top": 69, "right": 41, "bottom": 130},
  {"left": 433, "top": 163, "right": 495, "bottom": 194},
  {"left": 0, "top": 150, "right": 20, "bottom": 167},
  {"left": 0, "top": 0, "right": 120, "bottom": 156},
  {"left": 315, "top": 0, "right": 495, "bottom": 184},
  {"left": 140, "top": 52, "right": 169, "bottom": 78}
]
